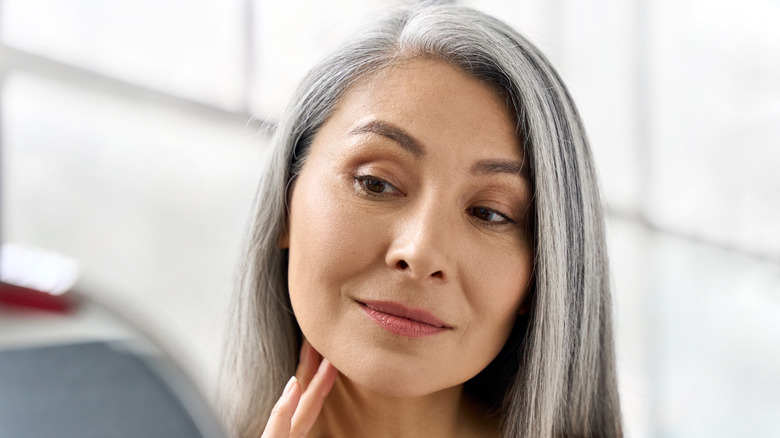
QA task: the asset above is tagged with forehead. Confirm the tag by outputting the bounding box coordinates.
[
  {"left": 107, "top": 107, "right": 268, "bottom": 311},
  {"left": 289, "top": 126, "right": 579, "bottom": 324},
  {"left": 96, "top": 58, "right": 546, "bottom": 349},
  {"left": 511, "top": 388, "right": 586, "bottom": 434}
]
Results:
[{"left": 313, "top": 58, "right": 523, "bottom": 163}]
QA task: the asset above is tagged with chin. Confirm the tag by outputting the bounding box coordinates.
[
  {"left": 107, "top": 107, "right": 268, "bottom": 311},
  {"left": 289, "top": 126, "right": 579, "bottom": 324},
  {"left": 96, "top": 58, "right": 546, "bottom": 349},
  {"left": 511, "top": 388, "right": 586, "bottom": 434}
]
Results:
[
  {"left": 347, "top": 369, "right": 443, "bottom": 398},
  {"left": 332, "top": 351, "right": 463, "bottom": 399}
]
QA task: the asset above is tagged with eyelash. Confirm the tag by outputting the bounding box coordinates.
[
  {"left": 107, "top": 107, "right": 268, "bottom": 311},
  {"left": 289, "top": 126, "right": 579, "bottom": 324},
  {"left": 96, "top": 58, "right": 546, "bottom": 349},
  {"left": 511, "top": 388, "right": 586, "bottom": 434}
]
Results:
[
  {"left": 469, "top": 206, "right": 515, "bottom": 225},
  {"left": 353, "top": 175, "right": 401, "bottom": 197},
  {"left": 353, "top": 174, "right": 516, "bottom": 226}
]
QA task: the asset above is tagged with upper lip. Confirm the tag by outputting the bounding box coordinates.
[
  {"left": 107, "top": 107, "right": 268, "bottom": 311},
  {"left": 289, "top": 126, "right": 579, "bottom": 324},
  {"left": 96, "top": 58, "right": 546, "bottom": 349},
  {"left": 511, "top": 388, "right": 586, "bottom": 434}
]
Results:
[{"left": 358, "top": 300, "right": 452, "bottom": 328}]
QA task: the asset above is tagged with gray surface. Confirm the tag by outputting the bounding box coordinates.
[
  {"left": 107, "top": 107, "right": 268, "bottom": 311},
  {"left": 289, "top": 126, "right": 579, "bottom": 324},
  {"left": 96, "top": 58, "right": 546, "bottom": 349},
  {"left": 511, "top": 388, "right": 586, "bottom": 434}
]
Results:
[{"left": 0, "top": 341, "right": 220, "bottom": 438}]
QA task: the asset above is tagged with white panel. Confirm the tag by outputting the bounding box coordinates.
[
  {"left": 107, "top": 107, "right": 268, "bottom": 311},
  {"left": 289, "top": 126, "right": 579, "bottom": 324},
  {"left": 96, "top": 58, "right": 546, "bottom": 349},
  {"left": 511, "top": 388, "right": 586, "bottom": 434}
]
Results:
[
  {"left": 250, "top": 0, "right": 400, "bottom": 119},
  {"left": 646, "top": 0, "right": 780, "bottom": 258},
  {"left": 608, "top": 217, "right": 780, "bottom": 438},
  {"left": 0, "top": 0, "right": 246, "bottom": 110}
]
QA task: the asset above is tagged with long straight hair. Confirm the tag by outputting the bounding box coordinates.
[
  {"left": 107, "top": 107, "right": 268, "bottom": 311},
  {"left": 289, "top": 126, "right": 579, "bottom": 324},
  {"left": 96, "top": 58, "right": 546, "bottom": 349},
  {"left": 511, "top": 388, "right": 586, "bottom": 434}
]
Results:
[{"left": 221, "top": 4, "right": 622, "bottom": 437}]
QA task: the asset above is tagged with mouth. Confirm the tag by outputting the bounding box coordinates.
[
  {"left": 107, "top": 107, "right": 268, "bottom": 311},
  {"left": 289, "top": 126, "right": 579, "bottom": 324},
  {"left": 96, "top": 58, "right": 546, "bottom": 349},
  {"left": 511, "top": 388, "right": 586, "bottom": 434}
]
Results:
[{"left": 357, "top": 300, "right": 452, "bottom": 337}]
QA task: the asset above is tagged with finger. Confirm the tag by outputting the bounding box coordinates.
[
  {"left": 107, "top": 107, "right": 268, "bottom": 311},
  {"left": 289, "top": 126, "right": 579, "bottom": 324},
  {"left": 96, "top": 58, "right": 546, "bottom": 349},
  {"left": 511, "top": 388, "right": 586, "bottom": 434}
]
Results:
[
  {"left": 294, "top": 339, "right": 320, "bottom": 391},
  {"left": 290, "top": 358, "right": 339, "bottom": 437},
  {"left": 261, "top": 376, "right": 301, "bottom": 438}
]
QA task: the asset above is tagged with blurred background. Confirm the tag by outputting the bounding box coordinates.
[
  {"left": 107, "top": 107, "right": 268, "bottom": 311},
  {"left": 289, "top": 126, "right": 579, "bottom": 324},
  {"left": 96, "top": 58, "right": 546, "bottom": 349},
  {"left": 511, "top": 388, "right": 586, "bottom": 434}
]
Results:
[{"left": 0, "top": 0, "right": 778, "bottom": 436}]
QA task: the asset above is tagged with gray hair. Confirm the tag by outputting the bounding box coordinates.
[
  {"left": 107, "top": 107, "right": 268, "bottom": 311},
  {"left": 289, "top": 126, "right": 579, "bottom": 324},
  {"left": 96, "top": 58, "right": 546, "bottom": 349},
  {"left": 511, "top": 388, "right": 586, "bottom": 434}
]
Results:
[{"left": 221, "top": 4, "right": 622, "bottom": 437}]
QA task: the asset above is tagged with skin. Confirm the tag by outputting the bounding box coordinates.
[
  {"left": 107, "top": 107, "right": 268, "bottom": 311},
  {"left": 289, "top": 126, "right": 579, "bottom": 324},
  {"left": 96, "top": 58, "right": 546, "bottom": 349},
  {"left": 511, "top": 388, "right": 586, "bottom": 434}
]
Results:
[{"left": 270, "top": 58, "right": 534, "bottom": 437}]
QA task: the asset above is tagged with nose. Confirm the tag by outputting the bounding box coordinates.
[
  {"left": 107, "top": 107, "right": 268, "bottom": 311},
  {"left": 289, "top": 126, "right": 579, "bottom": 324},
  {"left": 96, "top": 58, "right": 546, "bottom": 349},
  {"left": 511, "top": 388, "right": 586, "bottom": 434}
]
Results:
[{"left": 385, "top": 199, "right": 454, "bottom": 283}]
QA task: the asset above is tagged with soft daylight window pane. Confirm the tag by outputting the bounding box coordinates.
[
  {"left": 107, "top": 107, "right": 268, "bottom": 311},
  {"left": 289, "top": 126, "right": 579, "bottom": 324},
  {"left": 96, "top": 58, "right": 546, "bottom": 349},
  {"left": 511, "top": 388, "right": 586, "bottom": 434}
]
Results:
[
  {"left": 645, "top": 0, "right": 780, "bottom": 258},
  {"left": 249, "top": 0, "right": 396, "bottom": 119},
  {"left": 0, "top": 0, "right": 246, "bottom": 111}
]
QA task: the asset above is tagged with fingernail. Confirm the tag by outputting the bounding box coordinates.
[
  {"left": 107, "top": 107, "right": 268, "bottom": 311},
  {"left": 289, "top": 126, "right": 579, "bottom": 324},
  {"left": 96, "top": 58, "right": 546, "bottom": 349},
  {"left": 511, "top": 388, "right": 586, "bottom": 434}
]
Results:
[
  {"left": 283, "top": 376, "right": 297, "bottom": 395},
  {"left": 317, "top": 357, "right": 332, "bottom": 372}
]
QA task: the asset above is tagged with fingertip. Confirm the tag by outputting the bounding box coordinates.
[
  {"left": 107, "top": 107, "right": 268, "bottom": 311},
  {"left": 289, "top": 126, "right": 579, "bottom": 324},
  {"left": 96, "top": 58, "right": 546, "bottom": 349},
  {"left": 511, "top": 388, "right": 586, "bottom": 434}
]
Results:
[
  {"left": 291, "top": 377, "right": 304, "bottom": 400},
  {"left": 317, "top": 359, "right": 339, "bottom": 393},
  {"left": 263, "top": 376, "right": 301, "bottom": 437},
  {"left": 296, "top": 342, "right": 321, "bottom": 390},
  {"left": 288, "top": 359, "right": 337, "bottom": 436},
  {"left": 317, "top": 357, "right": 331, "bottom": 372},
  {"left": 284, "top": 379, "right": 303, "bottom": 414},
  {"left": 299, "top": 339, "right": 310, "bottom": 362},
  {"left": 318, "top": 357, "right": 338, "bottom": 377},
  {"left": 283, "top": 375, "right": 298, "bottom": 396},
  {"left": 280, "top": 376, "right": 302, "bottom": 408}
]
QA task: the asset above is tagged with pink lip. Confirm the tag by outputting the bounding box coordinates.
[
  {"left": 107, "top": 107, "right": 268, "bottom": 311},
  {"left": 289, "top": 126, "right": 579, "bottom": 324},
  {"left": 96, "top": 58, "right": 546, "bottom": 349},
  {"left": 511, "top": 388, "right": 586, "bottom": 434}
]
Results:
[{"left": 358, "top": 300, "right": 451, "bottom": 338}]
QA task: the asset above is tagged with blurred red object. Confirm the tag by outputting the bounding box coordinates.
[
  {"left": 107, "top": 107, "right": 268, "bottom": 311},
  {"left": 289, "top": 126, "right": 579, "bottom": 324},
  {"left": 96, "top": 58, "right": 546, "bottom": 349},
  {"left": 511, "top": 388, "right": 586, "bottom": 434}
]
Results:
[
  {"left": 0, "top": 281, "right": 77, "bottom": 312},
  {"left": 0, "top": 243, "right": 79, "bottom": 313}
]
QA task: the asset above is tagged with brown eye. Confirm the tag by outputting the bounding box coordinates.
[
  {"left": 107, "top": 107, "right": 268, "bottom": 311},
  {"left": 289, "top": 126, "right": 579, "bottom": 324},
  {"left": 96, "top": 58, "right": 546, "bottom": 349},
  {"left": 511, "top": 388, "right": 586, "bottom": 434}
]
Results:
[
  {"left": 354, "top": 175, "right": 398, "bottom": 196},
  {"left": 364, "top": 178, "right": 389, "bottom": 193},
  {"left": 470, "top": 207, "right": 512, "bottom": 224}
]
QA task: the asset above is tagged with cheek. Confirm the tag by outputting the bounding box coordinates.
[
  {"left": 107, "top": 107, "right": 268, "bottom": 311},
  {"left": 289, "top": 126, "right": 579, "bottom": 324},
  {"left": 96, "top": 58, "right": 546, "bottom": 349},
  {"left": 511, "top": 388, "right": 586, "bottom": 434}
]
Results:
[
  {"left": 487, "top": 254, "right": 532, "bottom": 316},
  {"left": 285, "top": 177, "right": 383, "bottom": 330},
  {"left": 288, "top": 185, "right": 346, "bottom": 290},
  {"left": 461, "top": 240, "right": 533, "bottom": 353}
]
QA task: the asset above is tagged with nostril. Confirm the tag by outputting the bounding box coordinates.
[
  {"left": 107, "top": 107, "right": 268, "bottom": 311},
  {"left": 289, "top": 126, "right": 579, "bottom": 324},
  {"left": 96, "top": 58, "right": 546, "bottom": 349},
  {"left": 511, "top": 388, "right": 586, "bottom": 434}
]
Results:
[
  {"left": 397, "top": 260, "right": 409, "bottom": 270},
  {"left": 431, "top": 271, "right": 443, "bottom": 279}
]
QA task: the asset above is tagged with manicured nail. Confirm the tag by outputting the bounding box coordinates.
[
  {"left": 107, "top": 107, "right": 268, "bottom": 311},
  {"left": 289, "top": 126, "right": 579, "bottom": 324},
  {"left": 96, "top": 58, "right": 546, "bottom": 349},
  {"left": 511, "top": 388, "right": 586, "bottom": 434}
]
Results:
[
  {"left": 317, "top": 358, "right": 332, "bottom": 373},
  {"left": 283, "top": 376, "right": 297, "bottom": 395}
]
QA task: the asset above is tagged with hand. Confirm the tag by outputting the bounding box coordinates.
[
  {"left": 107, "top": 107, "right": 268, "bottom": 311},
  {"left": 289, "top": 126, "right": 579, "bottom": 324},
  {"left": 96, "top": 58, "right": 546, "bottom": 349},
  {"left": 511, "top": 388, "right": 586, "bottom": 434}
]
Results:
[{"left": 262, "top": 340, "right": 339, "bottom": 437}]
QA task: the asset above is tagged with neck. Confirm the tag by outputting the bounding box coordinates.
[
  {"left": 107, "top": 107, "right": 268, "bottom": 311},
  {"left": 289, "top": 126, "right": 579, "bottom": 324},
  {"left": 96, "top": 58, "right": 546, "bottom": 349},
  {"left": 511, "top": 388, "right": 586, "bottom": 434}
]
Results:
[{"left": 311, "top": 375, "right": 498, "bottom": 438}]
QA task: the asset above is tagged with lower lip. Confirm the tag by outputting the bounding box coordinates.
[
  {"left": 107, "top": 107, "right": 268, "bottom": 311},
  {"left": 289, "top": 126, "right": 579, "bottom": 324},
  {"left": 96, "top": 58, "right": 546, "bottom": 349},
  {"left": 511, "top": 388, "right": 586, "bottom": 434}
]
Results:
[{"left": 360, "top": 303, "right": 449, "bottom": 337}]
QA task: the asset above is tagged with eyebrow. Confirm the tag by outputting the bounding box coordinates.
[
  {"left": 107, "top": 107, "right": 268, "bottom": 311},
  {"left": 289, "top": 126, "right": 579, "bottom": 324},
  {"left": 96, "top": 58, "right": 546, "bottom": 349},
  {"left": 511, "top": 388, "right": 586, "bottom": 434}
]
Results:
[
  {"left": 349, "top": 120, "right": 424, "bottom": 157},
  {"left": 470, "top": 158, "right": 529, "bottom": 180},
  {"left": 350, "top": 119, "right": 529, "bottom": 180}
]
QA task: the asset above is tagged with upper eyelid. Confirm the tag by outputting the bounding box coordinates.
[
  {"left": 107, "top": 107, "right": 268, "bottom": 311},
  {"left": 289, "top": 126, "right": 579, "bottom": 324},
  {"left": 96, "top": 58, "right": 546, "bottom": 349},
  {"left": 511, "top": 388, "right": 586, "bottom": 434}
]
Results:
[
  {"left": 354, "top": 174, "right": 402, "bottom": 196},
  {"left": 356, "top": 179, "right": 516, "bottom": 225},
  {"left": 354, "top": 174, "right": 394, "bottom": 186},
  {"left": 472, "top": 206, "right": 515, "bottom": 225},
  {"left": 351, "top": 170, "right": 521, "bottom": 223},
  {"left": 353, "top": 164, "right": 405, "bottom": 188}
]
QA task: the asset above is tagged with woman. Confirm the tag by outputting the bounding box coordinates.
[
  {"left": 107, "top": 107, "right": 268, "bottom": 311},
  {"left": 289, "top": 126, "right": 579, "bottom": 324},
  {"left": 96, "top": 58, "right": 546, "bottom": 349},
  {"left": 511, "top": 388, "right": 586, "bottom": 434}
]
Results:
[{"left": 222, "top": 4, "right": 622, "bottom": 437}]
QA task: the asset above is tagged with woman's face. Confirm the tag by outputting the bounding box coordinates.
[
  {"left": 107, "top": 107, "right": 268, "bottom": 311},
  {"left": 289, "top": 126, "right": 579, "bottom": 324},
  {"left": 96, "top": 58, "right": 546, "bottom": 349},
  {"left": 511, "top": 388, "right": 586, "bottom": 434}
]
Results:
[{"left": 281, "top": 58, "right": 534, "bottom": 397}]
